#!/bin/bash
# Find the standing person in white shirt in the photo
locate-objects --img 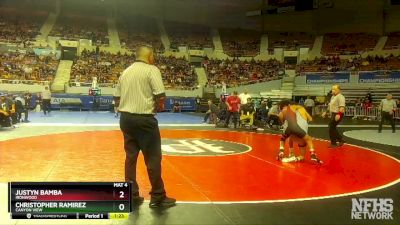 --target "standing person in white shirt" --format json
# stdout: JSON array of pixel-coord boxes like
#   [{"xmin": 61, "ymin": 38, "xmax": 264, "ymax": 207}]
[
  {"xmin": 379, "ymin": 93, "xmax": 397, "ymax": 133},
  {"xmin": 221, "ymin": 81, "xmax": 227, "ymax": 95},
  {"xmin": 41, "ymin": 86, "xmax": 52, "ymax": 116},
  {"xmin": 239, "ymin": 89, "xmax": 251, "ymax": 105},
  {"xmin": 304, "ymin": 96, "xmax": 315, "ymax": 116}
]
